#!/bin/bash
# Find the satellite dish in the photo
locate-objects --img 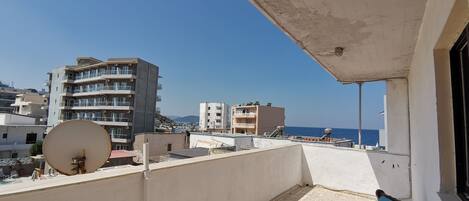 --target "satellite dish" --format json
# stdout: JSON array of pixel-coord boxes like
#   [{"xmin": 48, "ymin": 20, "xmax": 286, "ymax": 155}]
[{"xmin": 43, "ymin": 120, "xmax": 111, "ymax": 175}]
